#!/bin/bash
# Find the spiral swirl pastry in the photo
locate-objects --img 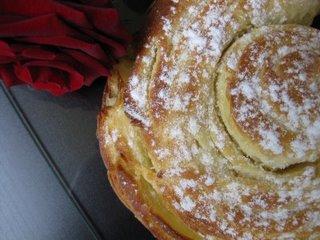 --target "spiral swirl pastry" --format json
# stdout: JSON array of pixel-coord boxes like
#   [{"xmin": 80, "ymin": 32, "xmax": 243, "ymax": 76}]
[{"xmin": 98, "ymin": 1, "xmax": 320, "ymax": 239}]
